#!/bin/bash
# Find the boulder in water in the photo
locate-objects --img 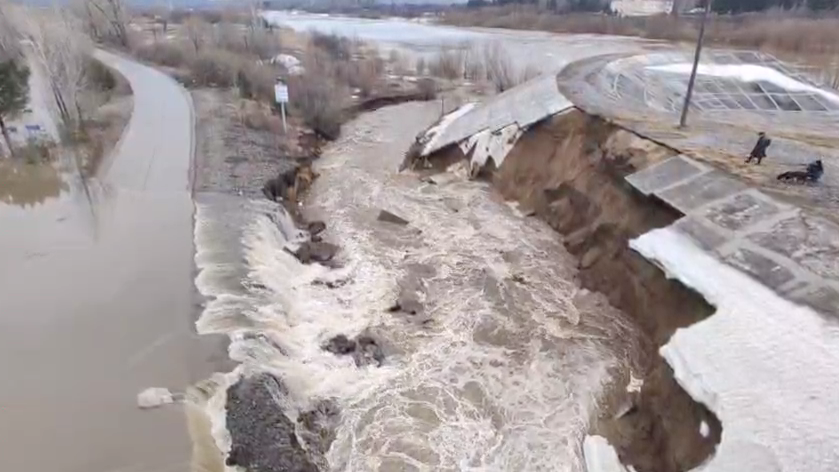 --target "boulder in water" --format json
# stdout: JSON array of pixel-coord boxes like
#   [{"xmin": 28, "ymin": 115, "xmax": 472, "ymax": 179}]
[
  {"xmin": 353, "ymin": 335, "xmax": 385, "ymax": 367},
  {"xmin": 377, "ymin": 209, "xmax": 410, "ymax": 226},
  {"xmin": 324, "ymin": 334, "xmax": 356, "ymax": 355},
  {"xmin": 308, "ymin": 221, "xmax": 327, "ymax": 236},
  {"xmin": 293, "ymin": 241, "xmax": 339, "ymax": 264},
  {"xmin": 323, "ymin": 334, "xmax": 385, "ymax": 367}
]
